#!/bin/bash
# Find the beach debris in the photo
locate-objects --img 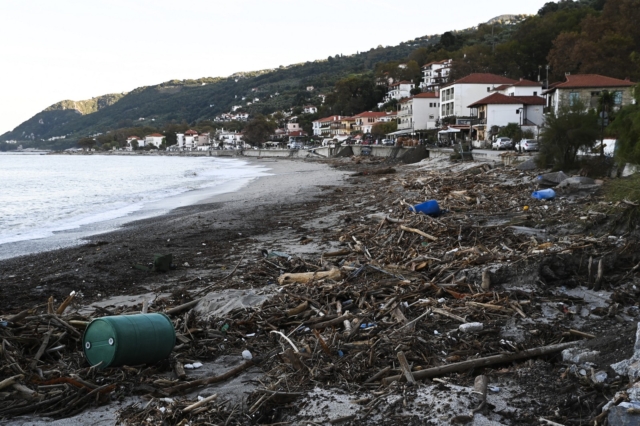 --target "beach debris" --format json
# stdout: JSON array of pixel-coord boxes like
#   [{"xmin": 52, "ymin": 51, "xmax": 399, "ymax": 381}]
[
  {"xmin": 2, "ymin": 156, "xmax": 639, "ymax": 425},
  {"xmin": 153, "ymin": 253, "xmax": 173, "ymax": 272}
]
